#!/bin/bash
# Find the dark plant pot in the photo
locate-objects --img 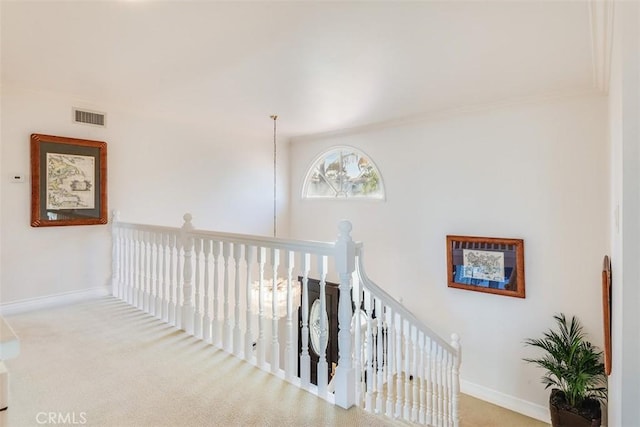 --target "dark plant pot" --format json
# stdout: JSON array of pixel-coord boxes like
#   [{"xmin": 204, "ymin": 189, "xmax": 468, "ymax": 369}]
[{"xmin": 549, "ymin": 389, "xmax": 602, "ymax": 427}]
